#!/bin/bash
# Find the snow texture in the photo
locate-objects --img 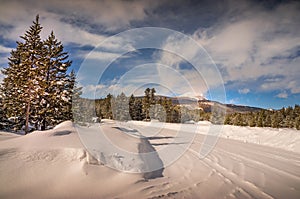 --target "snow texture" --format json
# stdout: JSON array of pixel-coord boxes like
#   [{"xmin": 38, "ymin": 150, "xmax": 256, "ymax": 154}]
[{"xmin": 0, "ymin": 120, "xmax": 299, "ymax": 198}]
